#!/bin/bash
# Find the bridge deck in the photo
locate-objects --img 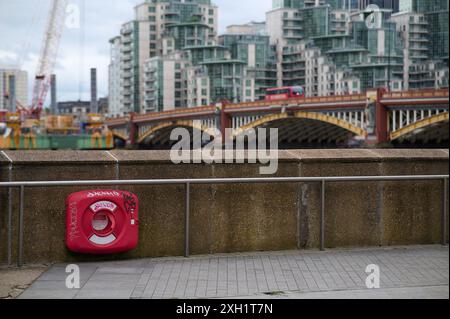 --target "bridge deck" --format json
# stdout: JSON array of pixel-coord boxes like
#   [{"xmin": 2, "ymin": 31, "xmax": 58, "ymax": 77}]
[{"xmin": 106, "ymin": 89, "xmax": 449, "ymax": 146}]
